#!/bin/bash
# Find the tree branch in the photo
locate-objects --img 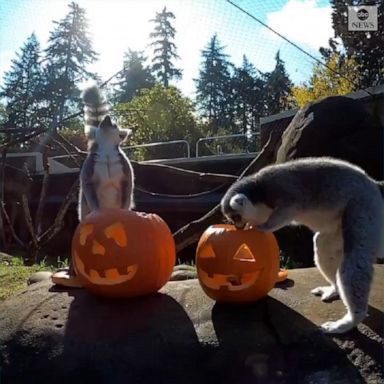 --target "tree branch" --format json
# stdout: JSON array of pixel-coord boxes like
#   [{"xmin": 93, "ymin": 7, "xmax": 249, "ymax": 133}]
[
  {"xmin": 172, "ymin": 129, "xmax": 282, "ymax": 253},
  {"xmin": 38, "ymin": 179, "xmax": 79, "ymax": 246},
  {"xmin": 0, "ymin": 203, "xmax": 25, "ymax": 249},
  {"xmin": 22, "ymin": 194, "xmax": 38, "ymax": 250}
]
